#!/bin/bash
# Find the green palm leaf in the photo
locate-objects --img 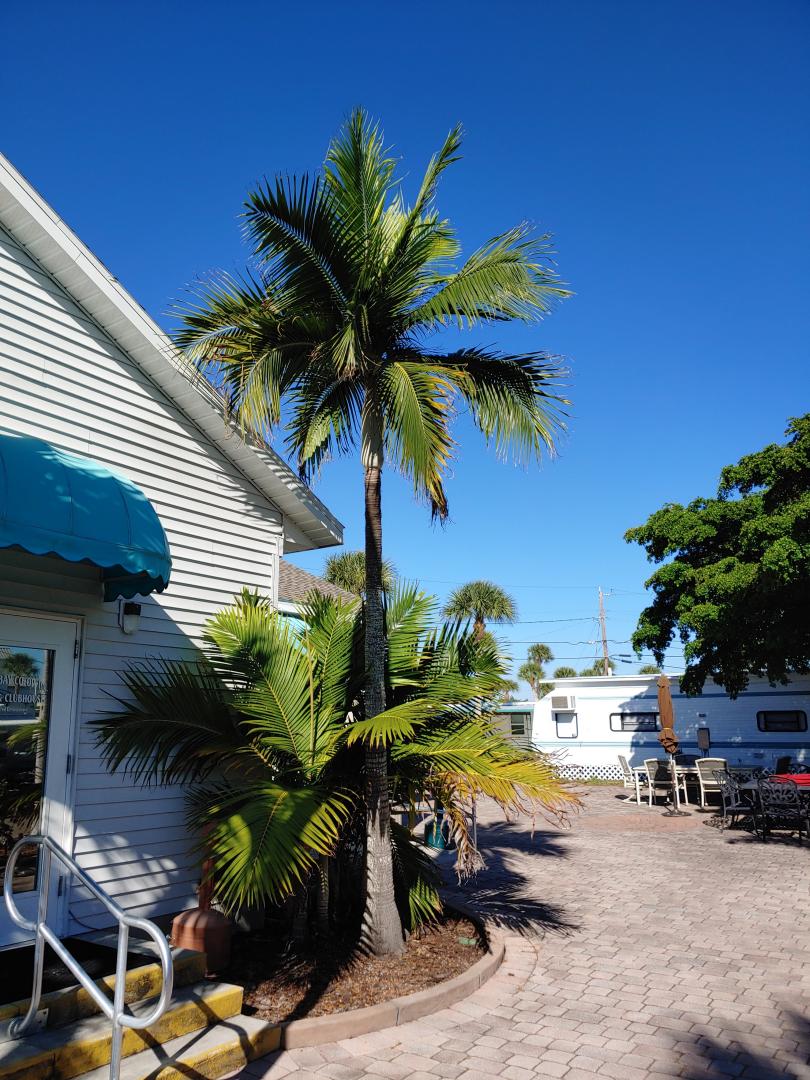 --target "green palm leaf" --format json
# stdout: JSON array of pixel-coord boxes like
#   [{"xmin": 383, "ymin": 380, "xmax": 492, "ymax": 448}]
[
  {"xmin": 191, "ymin": 782, "xmax": 351, "ymax": 910},
  {"xmin": 91, "ymin": 659, "xmax": 242, "ymax": 787}
]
